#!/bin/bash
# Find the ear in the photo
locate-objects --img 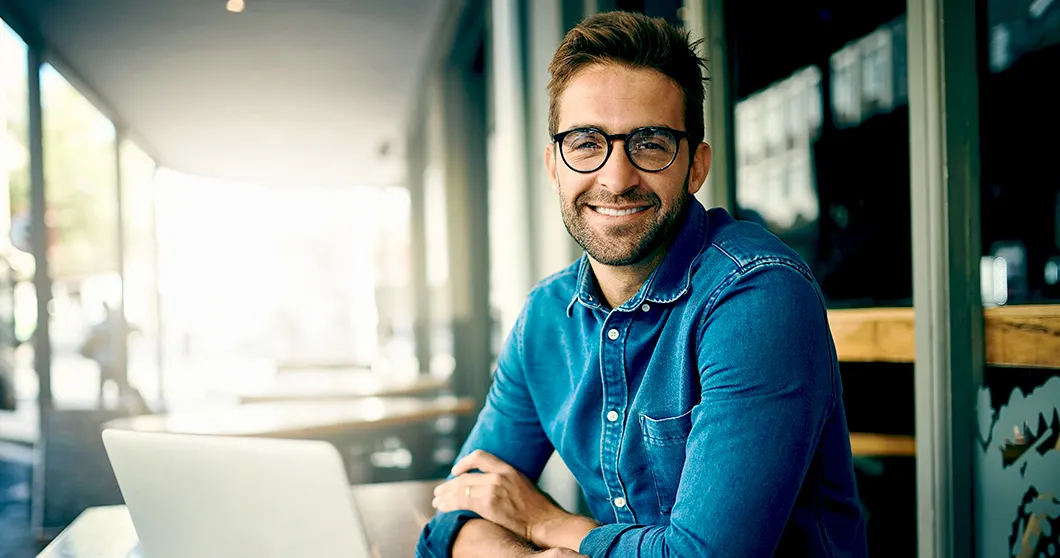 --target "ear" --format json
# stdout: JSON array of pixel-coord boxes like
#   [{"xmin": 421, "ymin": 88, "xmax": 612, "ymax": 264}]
[
  {"xmin": 545, "ymin": 143, "xmax": 560, "ymax": 193},
  {"xmin": 686, "ymin": 141, "xmax": 712, "ymax": 196}
]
